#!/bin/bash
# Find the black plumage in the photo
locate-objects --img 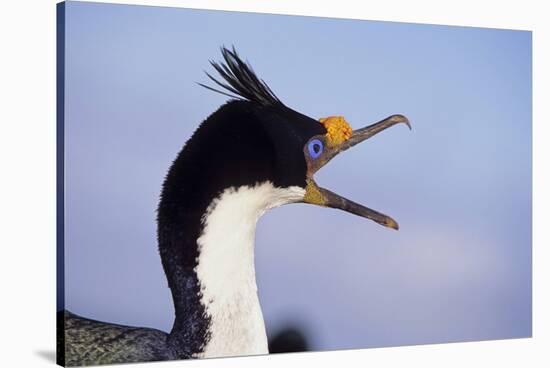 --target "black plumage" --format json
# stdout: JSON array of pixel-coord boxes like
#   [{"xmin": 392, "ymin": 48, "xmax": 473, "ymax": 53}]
[
  {"xmin": 198, "ymin": 46, "xmax": 283, "ymax": 106},
  {"xmin": 61, "ymin": 47, "xmax": 325, "ymax": 366}
]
